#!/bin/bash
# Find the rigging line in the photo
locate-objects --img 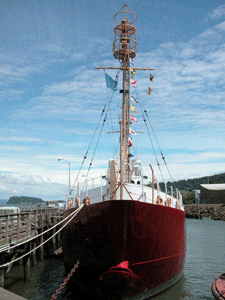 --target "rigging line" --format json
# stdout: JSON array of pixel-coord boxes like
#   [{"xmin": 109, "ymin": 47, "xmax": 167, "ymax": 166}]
[
  {"xmin": 108, "ymin": 108, "xmax": 117, "ymax": 159},
  {"xmin": 81, "ymin": 70, "xmax": 120, "ymax": 193},
  {"xmin": 133, "ymin": 86, "xmax": 165, "ymax": 183},
  {"xmin": 144, "ymin": 109, "xmax": 174, "ymax": 184},
  {"xmin": 71, "ymin": 104, "xmax": 106, "ymax": 191},
  {"xmin": 84, "ymin": 96, "xmax": 112, "ymax": 183}
]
